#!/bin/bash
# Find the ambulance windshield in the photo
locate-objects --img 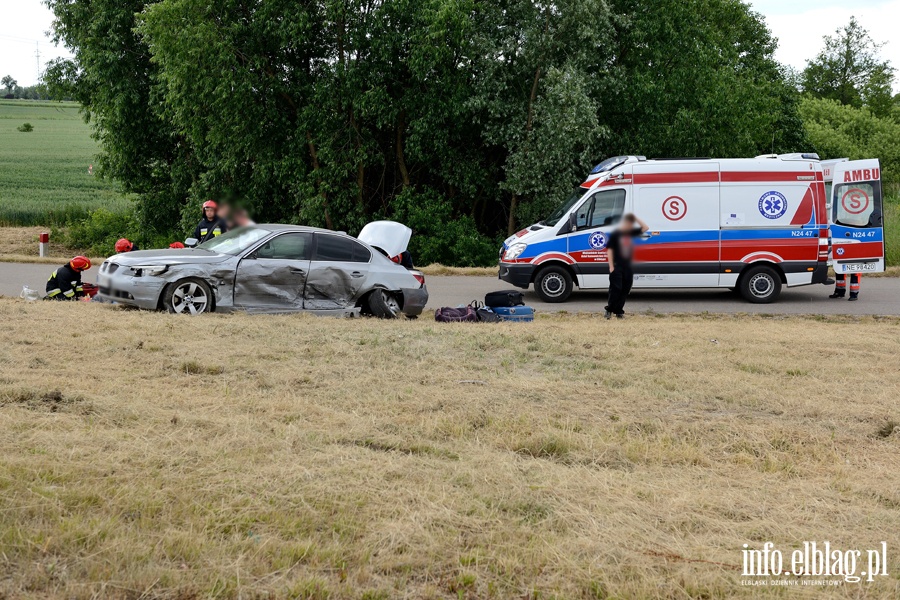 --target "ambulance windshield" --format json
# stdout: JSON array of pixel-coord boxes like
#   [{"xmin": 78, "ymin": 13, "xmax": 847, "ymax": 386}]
[{"xmin": 540, "ymin": 189, "xmax": 585, "ymax": 227}]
